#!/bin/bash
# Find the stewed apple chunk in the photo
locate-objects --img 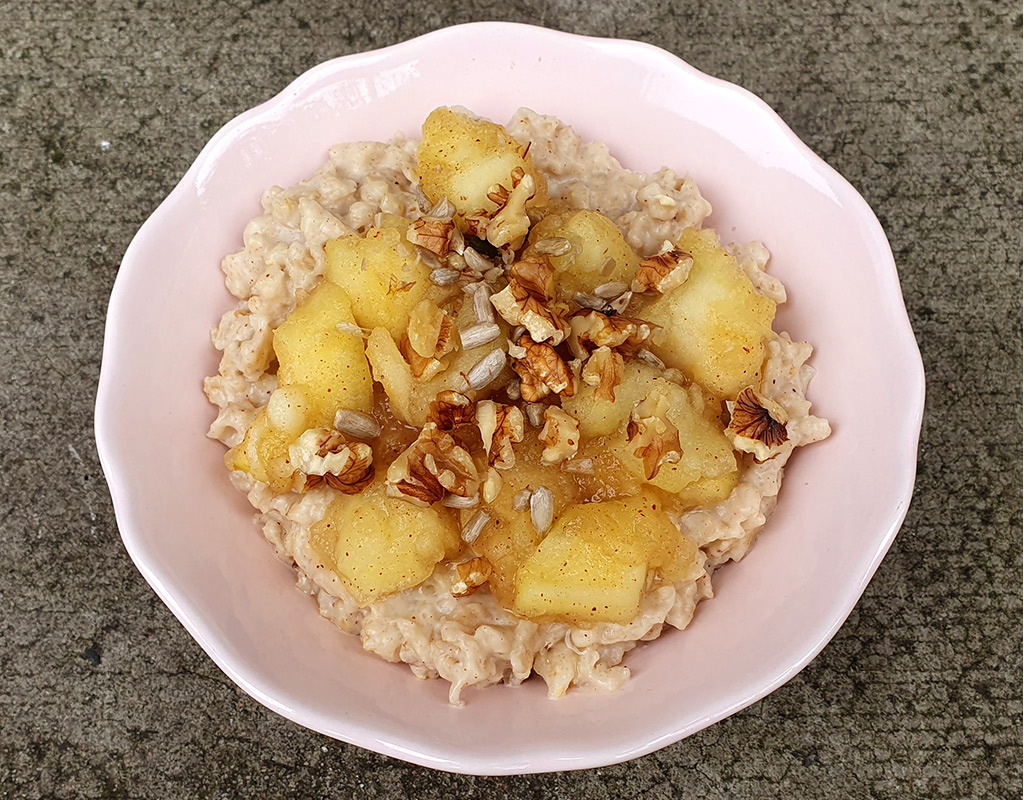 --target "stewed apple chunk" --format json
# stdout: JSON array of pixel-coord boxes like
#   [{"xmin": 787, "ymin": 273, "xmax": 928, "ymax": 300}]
[
  {"xmin": 525, "ymin": 209, "xmax": 640, "ymax": 297},
  {"xmin": 309, "ymin": 480, "xmax": 462, "ymax": 606},
  {"xmin": 324, "ymin": 223, "xmax": 432, "ymax": 340},
  {"xmin": 640, "ymin": 227, "xmax": 776, "ymax": 400},
  {"xmin": 416, "ymin": 107, "xmax": 548, "ymax": 222},
  {"xmin": 272, "ymin": 280, "xmax": 374, "ymax": 425},
  {"xmin": 511, "ymin": 496, "xmax": 703, "ymax": 625}
]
